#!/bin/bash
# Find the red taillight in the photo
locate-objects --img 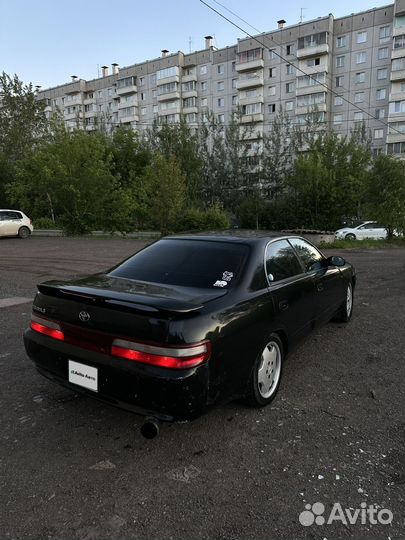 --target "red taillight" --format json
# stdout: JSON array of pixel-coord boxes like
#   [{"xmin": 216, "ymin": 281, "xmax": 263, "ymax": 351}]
[
  {"xmin": 31, "ymin": 315, "xmax": 64, "ymax": 341},
  {"xmin": 111, "ymin": 339, "xmax": 211, "ymax": 369}
]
